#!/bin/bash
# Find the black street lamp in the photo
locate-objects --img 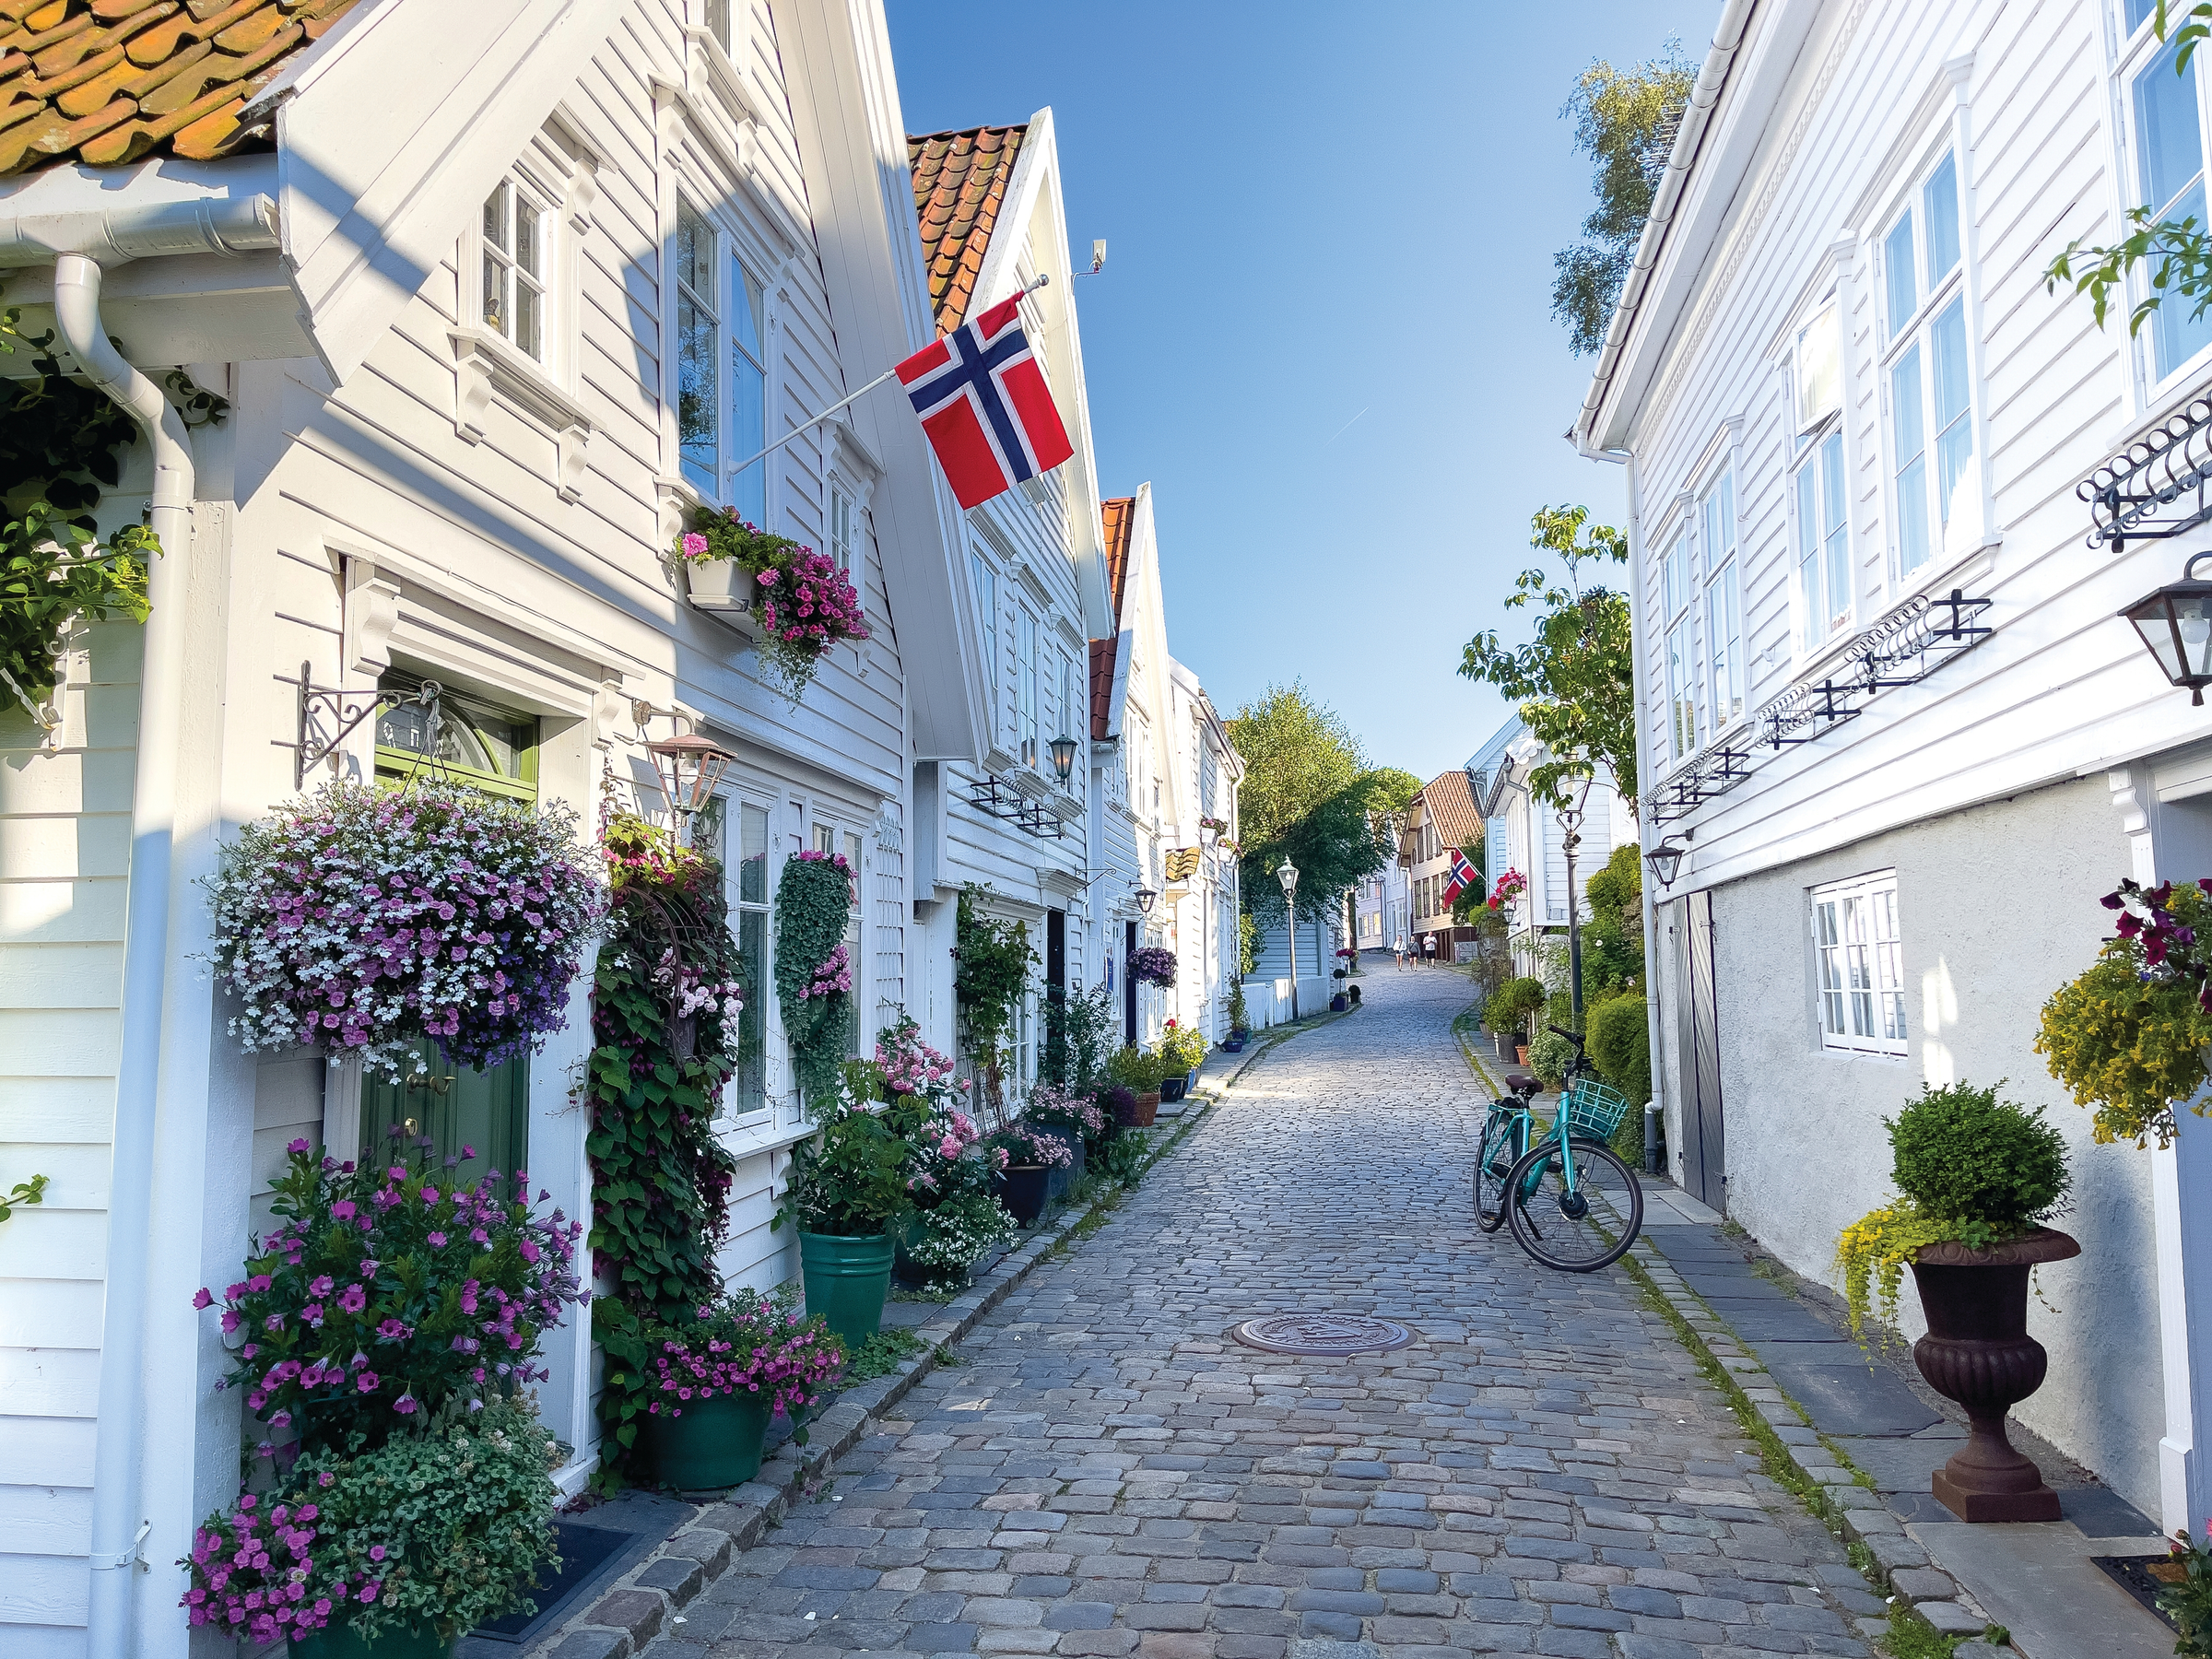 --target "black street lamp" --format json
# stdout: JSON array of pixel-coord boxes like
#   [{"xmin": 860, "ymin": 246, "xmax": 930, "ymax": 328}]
[
  {"xmin": 1644, "ymin": 836, "xmax": 1690, "ymax": 888},
  {"xmin": 1134, "ymin": 886, "xmax": 1158, "ymax": 915},
  {"xmin": 2123, "ymin": 551, "xmax": 2212, "ymax": 704},
  {"xmin": 1048, "ymin": 733, "xmax": 1078, "ymax": 784}
]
